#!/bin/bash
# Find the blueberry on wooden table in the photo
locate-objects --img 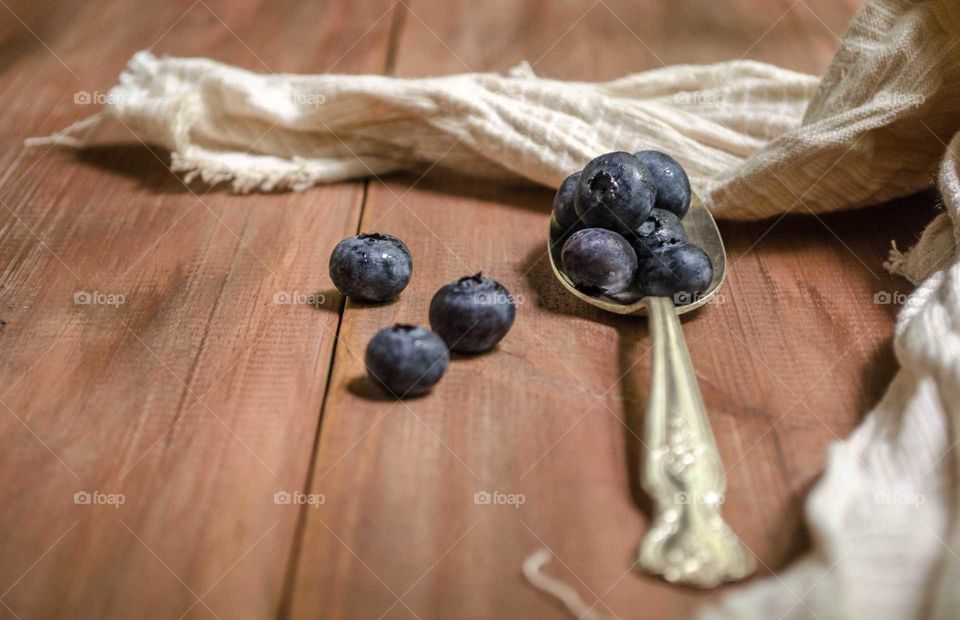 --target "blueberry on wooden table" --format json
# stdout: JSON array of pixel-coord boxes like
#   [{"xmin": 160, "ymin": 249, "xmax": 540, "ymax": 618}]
[
  {"xmin": 552, "ymin": 171, "xmax": 583, "ymax": 236},
  {"xmin": 429, "ymin": 273, "xmax": 516, "ymax": 354},
  {"xmin": 574, "ymin": 151, "xmax": 657, "ymax": 233},
  {"xmin": 365, "ymin": 324, "xmax": 449, "ymax": 398},
  {"xmin": 329, "ymin": 233, "xmax": 412, "ymax": 302},
  {"xmin": 560, "ymin": 228, "xmax": 638, "ymax": 295},
  {"xmin": 637, "ymin": 242, "xmax": 713, "ymax": 301},
  {"xmin": 627, "ymin": 208, "xmax": 688, "ymax": 256},
  {"xmin": 633, "ymin": 150, "xmax": 692, "ymax": 219}
]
